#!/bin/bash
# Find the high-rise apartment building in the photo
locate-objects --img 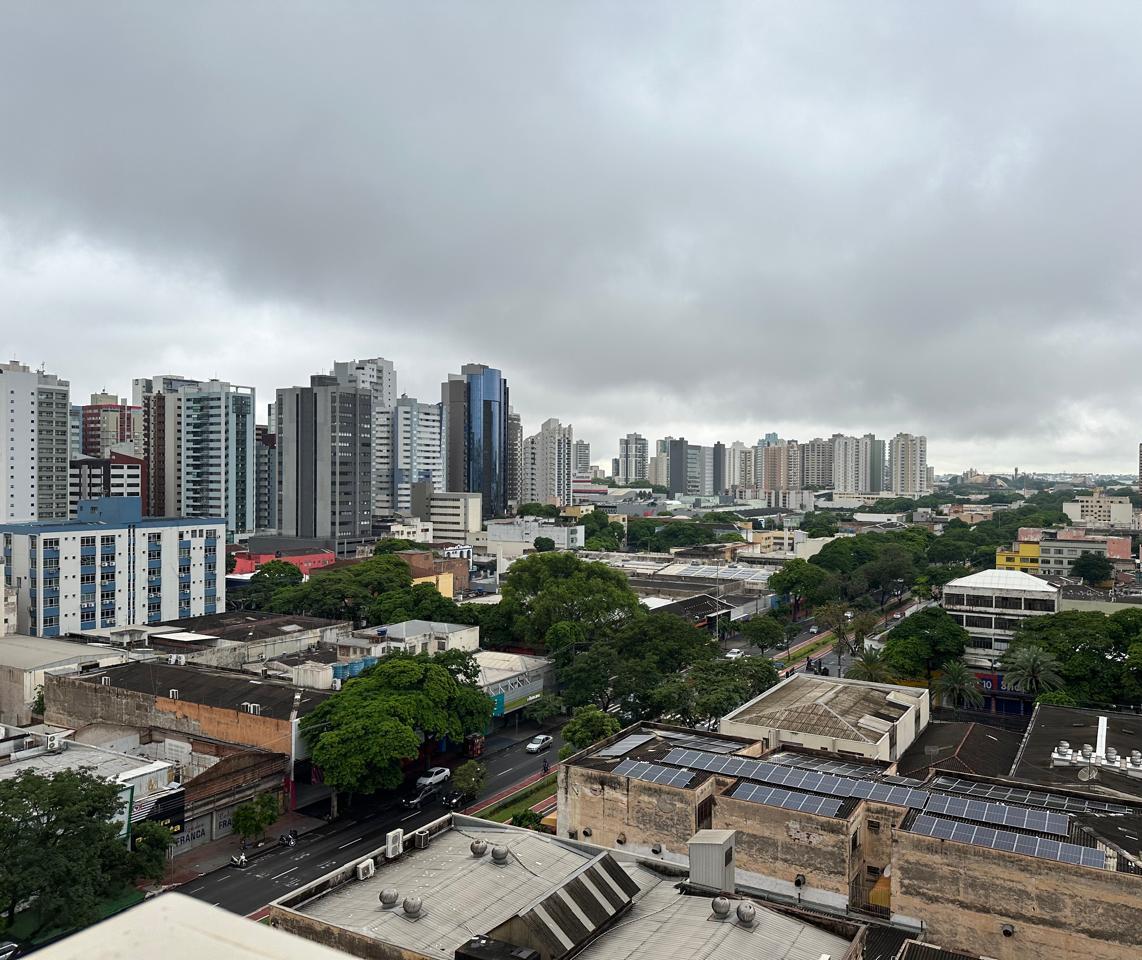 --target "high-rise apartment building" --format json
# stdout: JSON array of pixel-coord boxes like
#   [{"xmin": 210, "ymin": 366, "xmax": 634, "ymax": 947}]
[
  {"xmin": 712, "ymin": 442, "xmax": 726, "ymax": 496},
  {"xmin": 647, "ymin": 438, "xmax": 671, "ymax": 489},
  {"xmin": 0, "ymin": 360, "xmax": 70, "ymax": 523},
  {"xmin": 134, "ymin": 375, "xmax": 255, "ymax": 538},
  {"xmin": 727, "ymin": 441, "xmax": 752, "ymax": 488},
  {"xmin": 276, "ymin": 376, "xmax": 372, "ymax": 541},
  {"xmin": 68, "ymin": 453, "xmax": 145, "ymax": 516},
  {"xmin": 68, "ymin": 405, "xmax": 82, "ymax": 461},
  {"xmin": 0, "ymin": 497, "xmax": 225, "ymax": 636},
  {"xmin": 81, "ymin": 392, "xmax": 143, "ymax": 459},
  {"xmin": 380, "ymin": 396, "xmax": 443, "ymax": 516},
  {"xmin": 331, "ymin": 357, "xmax": 396, "ymax": 521},
  {"xmin": 889, "ymin": 433, "xmax": 929, "ymax": 496},
  {"xmin": 831, "ymin": 434, "xmax": 860, "ymax": 494},
  {"xmin": 522, "ymin": 418, "xmax": 573, "ymax": 507},
  {"xmin": 863, "ymin": 433, "xmax": 886, "ymax": 494},
  {"xmin": 615, "ymin": 433, "xmax": 648, "ymax": 485},
  {"xmin": 254, "ymin": 424, "xmax": 278, "ymax": 532},
  {"xmin": 441, "ymin": 364, "xmax": 509, "ymax": 520},
  {"xmin": 573, "ymin": 439, "xmax": 592, "ymax": 477},
  {"xmin": 801, "ymin": 438, "xmax": 834, "ymax": 489},
  {"xmin": 506, "ymin": 409, "xmax": 523, "ymax": 508}
]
